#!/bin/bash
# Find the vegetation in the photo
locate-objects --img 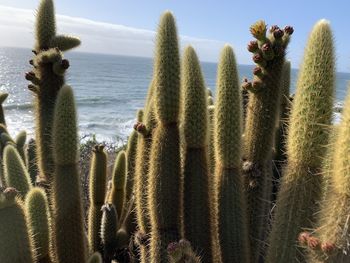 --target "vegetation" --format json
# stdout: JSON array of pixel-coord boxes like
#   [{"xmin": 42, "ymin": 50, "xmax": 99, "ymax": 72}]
[{"xmin": 0, "ymin": 1, "xmax": 349, "ymax": 263}]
